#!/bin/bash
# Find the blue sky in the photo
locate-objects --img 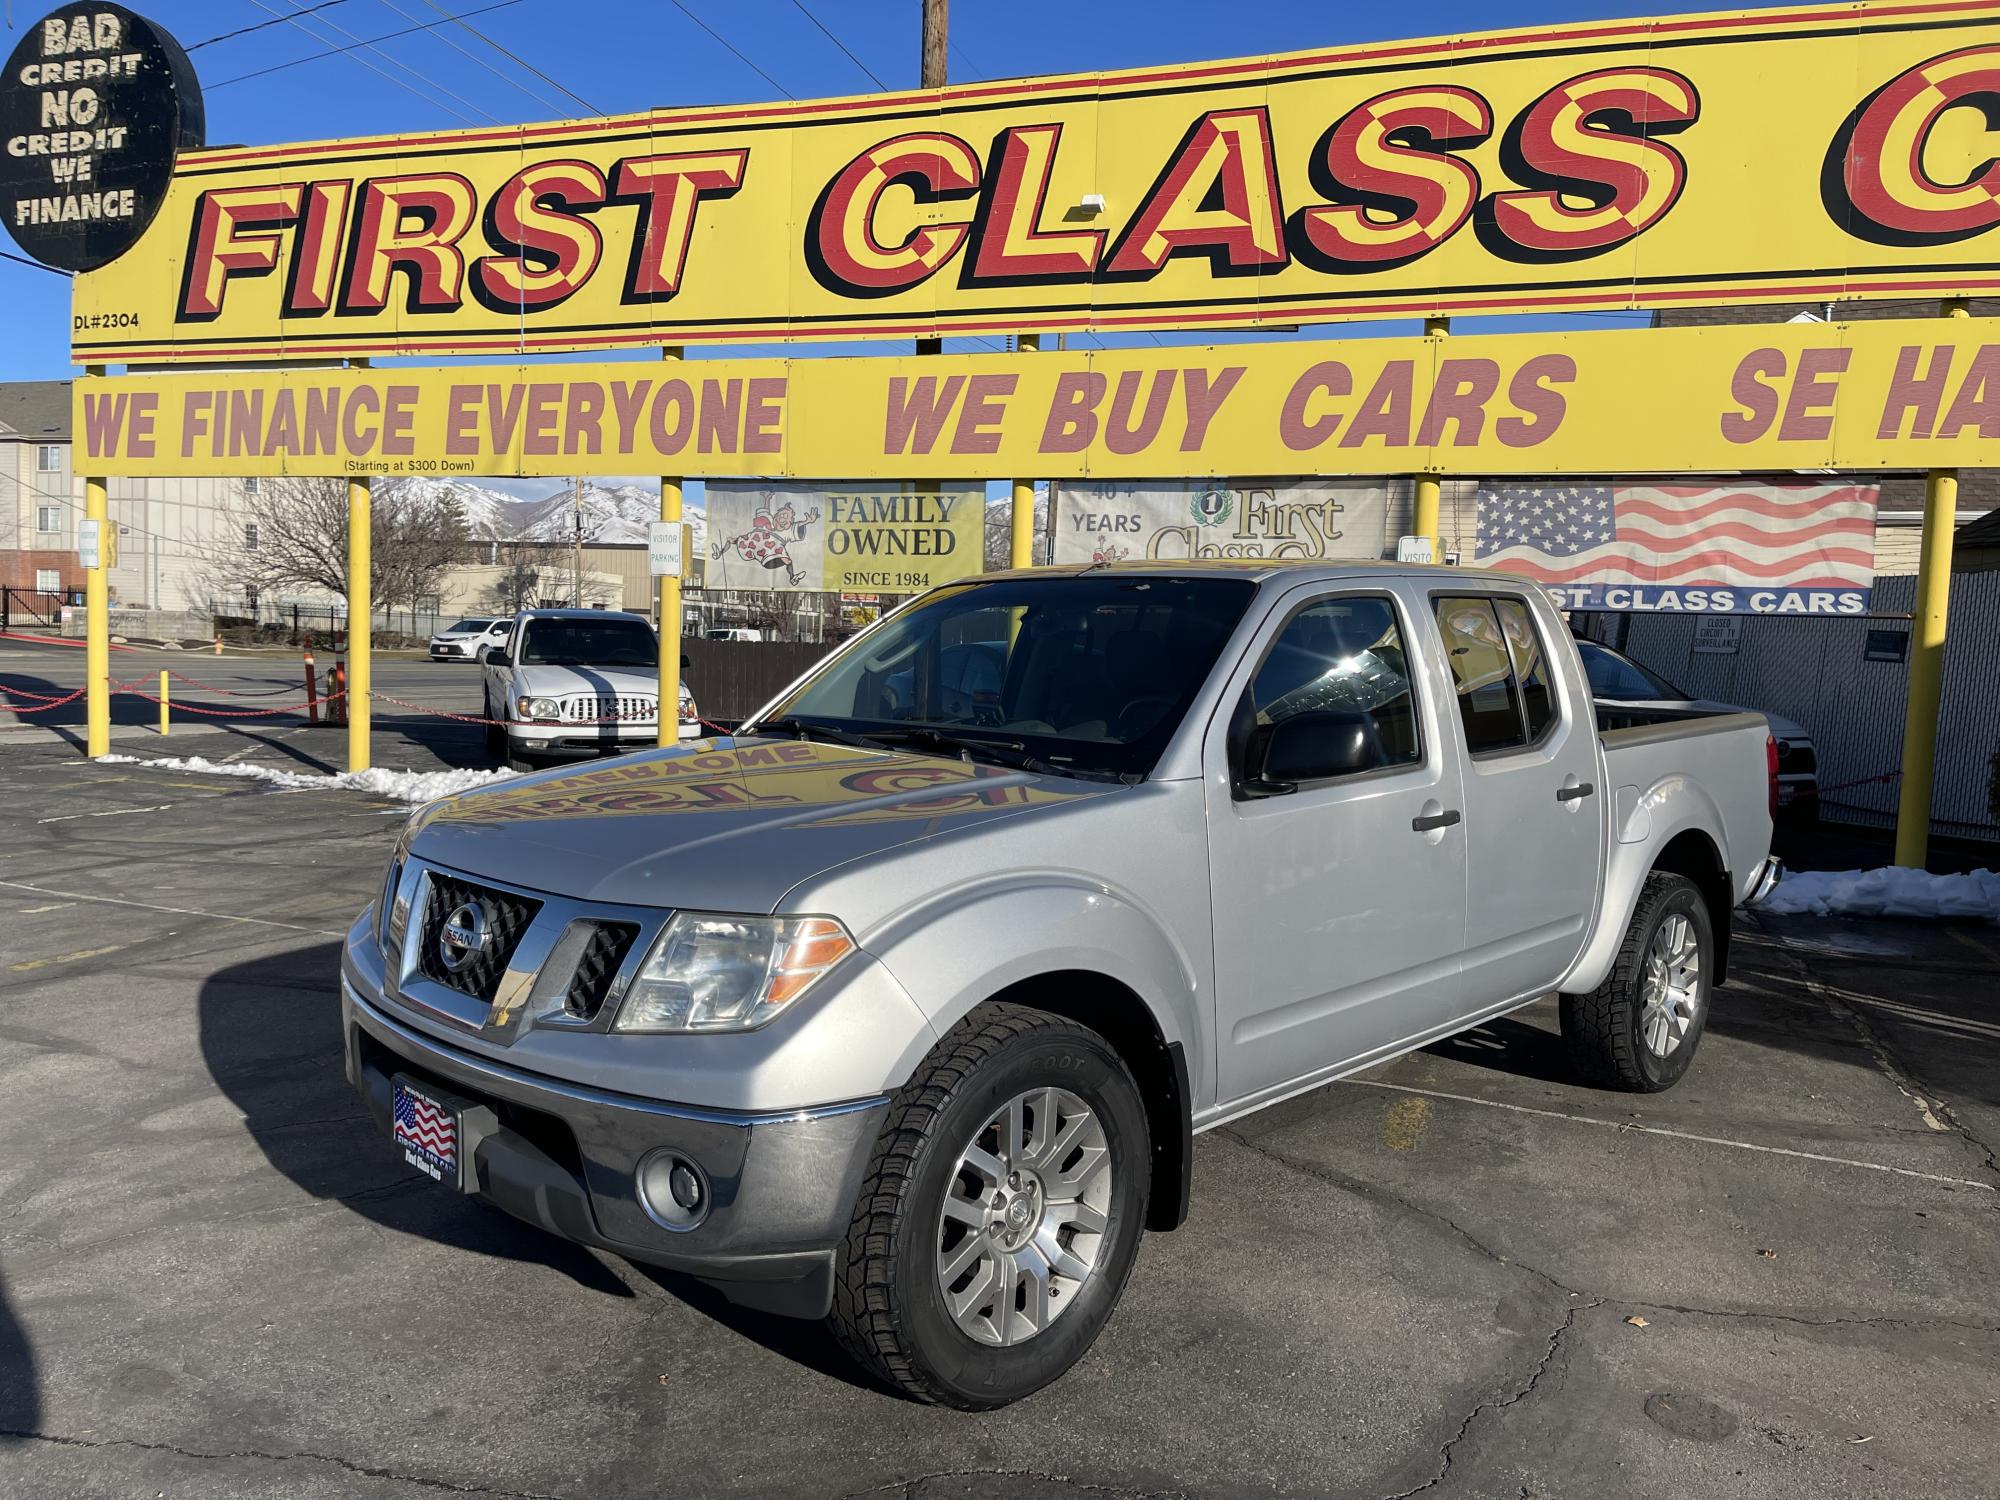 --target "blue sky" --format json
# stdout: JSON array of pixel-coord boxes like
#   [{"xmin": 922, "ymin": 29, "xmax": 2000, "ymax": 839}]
[{"xmin": 3, "ymin": 0, "xmax": 1791, "ymax": 498}]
